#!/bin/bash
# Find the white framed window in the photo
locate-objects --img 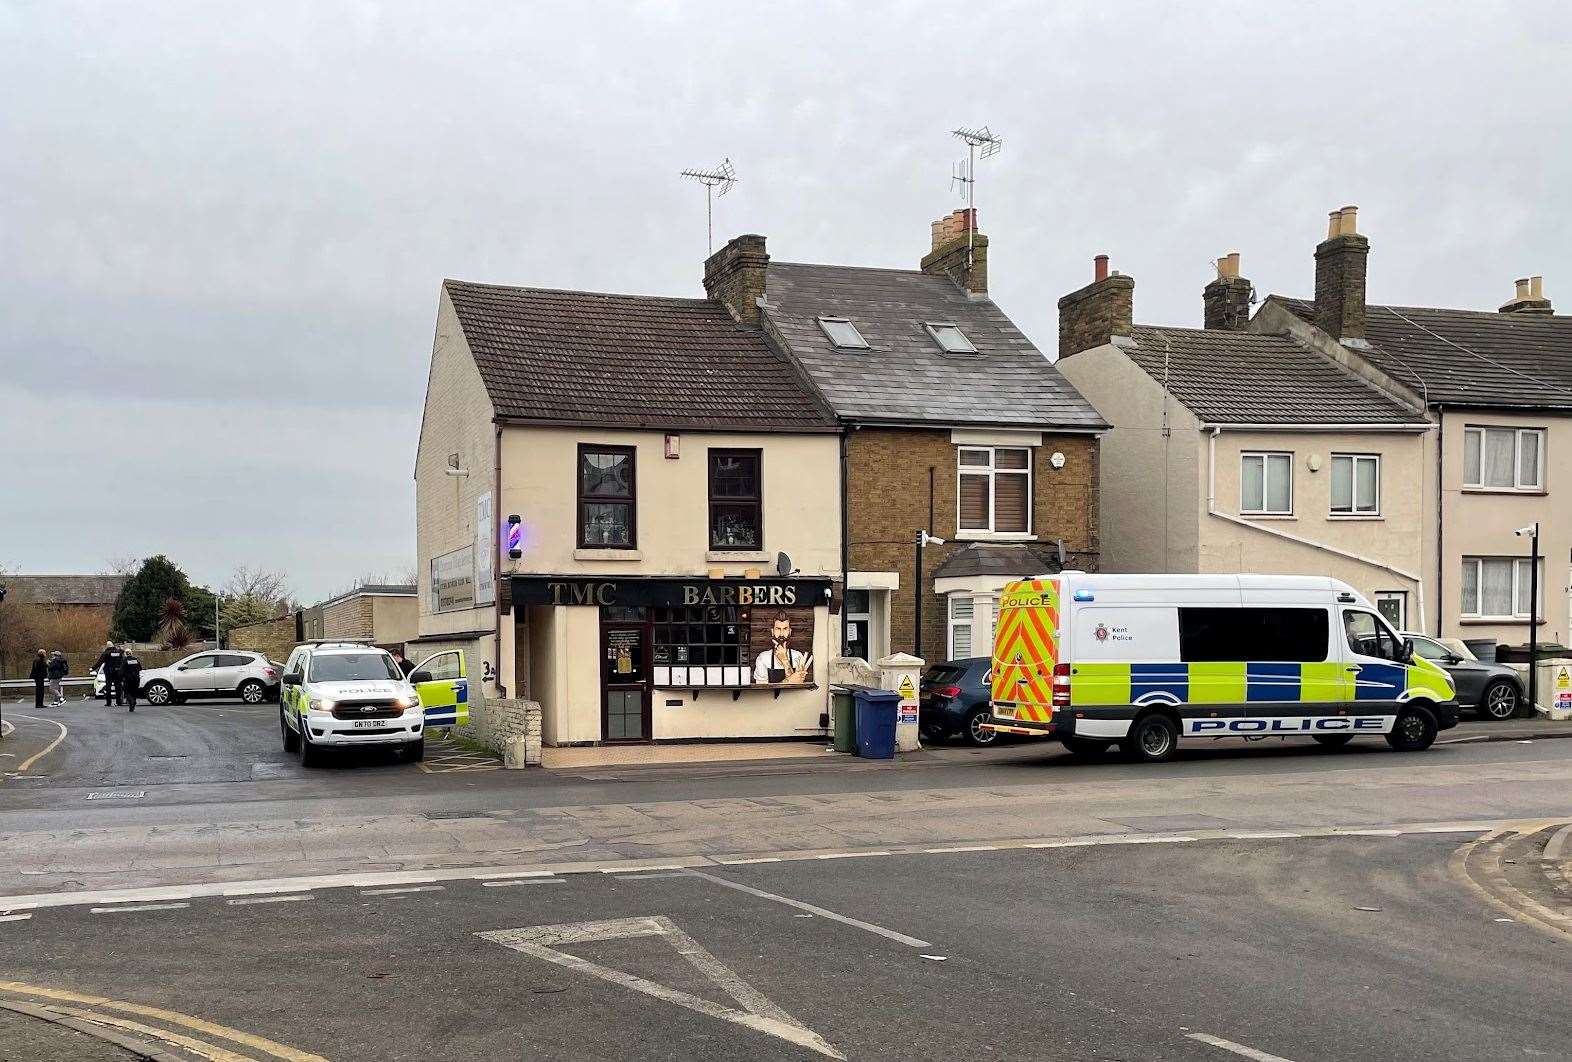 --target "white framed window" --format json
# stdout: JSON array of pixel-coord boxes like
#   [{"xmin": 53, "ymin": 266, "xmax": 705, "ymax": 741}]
[
  {"xmin": 1464, "ymin": 426, "xmax": 1544, "ymax": 491},
  {"xmin": 1461, "ymin": 556, "xmax": 1541, "ymax": 619},
  {"xmin": 924, "ymin": 322, "xmax": 977, "ymax": 354},
  {"xmin": 957, "ymin": 447, "xmax": 1032, "ymax": 534},
  {"xmin": 1330, "ymin": 454, "xmax": 1381, "ymax": 515},
  {"xmin": 948, "ymin": 595, "xmax": 975, "ymax": 659},
  {"xmin": 1240, "ymin": 452, "xmax": 1293, "ymax": 515},
  {"xmin": 817, "ymin": 316, "xmax": 868, "ymax": 350}
]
